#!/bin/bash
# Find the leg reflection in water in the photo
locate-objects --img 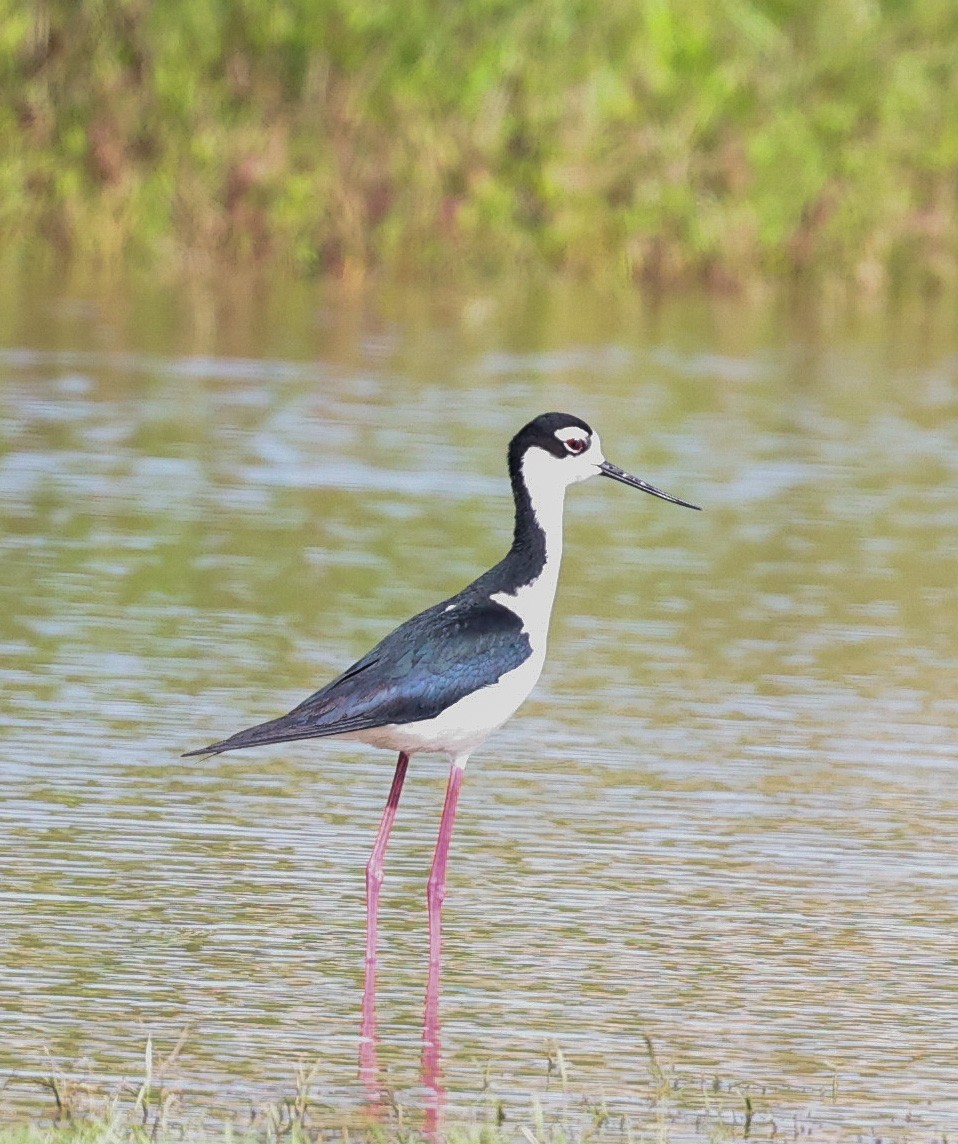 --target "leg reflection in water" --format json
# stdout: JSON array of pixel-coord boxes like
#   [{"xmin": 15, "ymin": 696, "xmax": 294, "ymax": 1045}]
[
  {"xmin": 421, "ymin": 952, "xmax": 446, "ymax": 1138},
  {"xmin": 359, "ymin": 762, "xmax": 463, "ymax": 1135},
  {"xmin": 358, "ymin": 953, "xmax": 447, "ymax": 1136},
  {"xmin": 358, "ymin": 953, "xmax": 384, "ymax": 1113}
]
